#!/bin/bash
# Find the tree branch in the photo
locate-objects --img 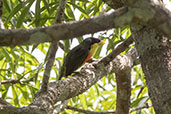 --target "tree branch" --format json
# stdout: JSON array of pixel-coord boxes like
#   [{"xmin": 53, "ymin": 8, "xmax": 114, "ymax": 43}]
[
  {"xmin": 67, "ymin": 105, "xmax": 115, "ymax": 114},
  {"xmin": 0, "ymin": 0, "xmax": 171, "ymax": 46},
  {"xmin": 54, "ymin": 0, "xmax": 66, "ymax": 24},
  {"xmin": 0, "ymin": 75, "xmax": 34, "ymax": 85},
  {"xmin": 40, "ymin": 0, "xmax": 66, "ymax": 92},
  {"xmin": 66, "ymin": 103, "xmax": 151, "ymax": 114},
  {"xmin": 58, "ymin": 41, "xmax": 65, "ymax": 51},
  {"xmin": 40, "ymin": 42, "xmax": 58, "ymax": 91},
  {"xmin": 115, "ymin": 51, "xmax": 134, "ymax": 114},
  {"xmin": 0, "ymin": 7, "xmax": 127, "ymax": 46}
]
